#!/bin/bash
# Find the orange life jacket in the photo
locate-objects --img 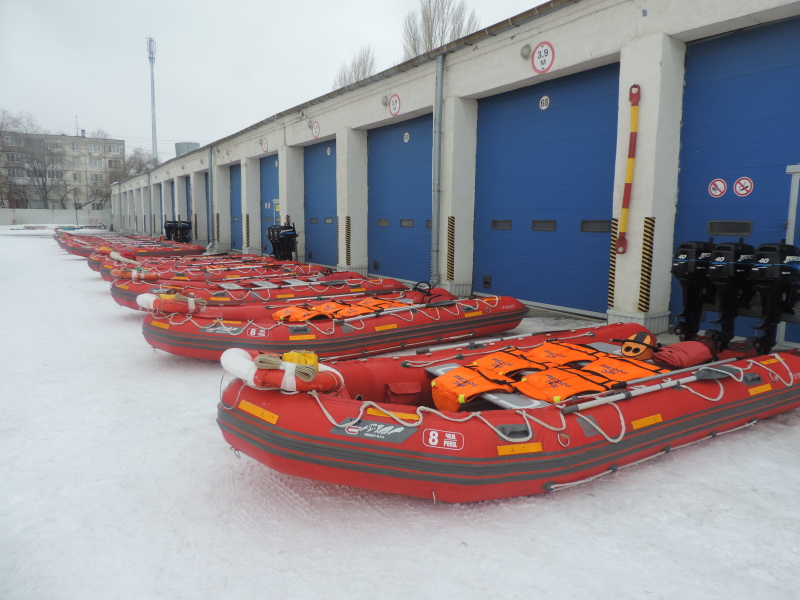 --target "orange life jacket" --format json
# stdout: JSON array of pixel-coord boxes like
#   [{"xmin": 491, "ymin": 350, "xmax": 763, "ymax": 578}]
[
  {"xmin": 470, "ymin": 349, "xmax": 549, "ymax": 376},
  {"xmin": 513, "ymin": 367, "xmax": 614, "ymax": 403},
  {"xmin": 272, "ymin": 297, "xmax": 410, "ymax": 322},
  {"xmin": 520, "ymin": 341, "xmax": 604, "ymax": 367},
  {"xmin": 431, "ymin": 366, "xmax": 515, "ymax": 413},
  {"xmin": 580, "ymin": 355, "xmax": 668, "ymax": 381}
]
